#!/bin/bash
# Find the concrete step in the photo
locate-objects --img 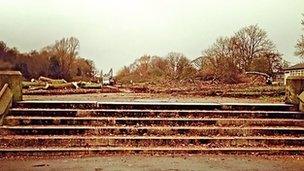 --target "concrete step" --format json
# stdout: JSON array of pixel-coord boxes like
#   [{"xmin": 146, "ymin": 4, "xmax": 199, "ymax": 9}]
[
  {"xmin": 4, "ymin": 116, "xmax": 304, "ymax": 127},
  {"xmin": 1, "ymin": 125, "xmax": 303, "ymax": 136},
  {"xmin": 2, "ymin": 135, "xmax": 302, "ymax": 140},
  {"xmin": 9, "ymin": 108, "xmax": 304, "ymax": 119},
  {"xmin": 0, "ymin": 147, "xmax": 303, "ymax": 156},
  {"xmin": 14, "ymin": 101, "xmax": 295, "ymax": 111},
  {"xmin": 14, "ymin": 101, "xmax": 98, "ymax": 109},
  {"xmin": 4, "ymin": 101, "xmax": 302, "ymax": 156},
  {"xmin": 98, "ymin": 102, "xmax": 295, "ymax": 111},
  {"xmin": 1, "ymin": 136, "xmax": 303, "ymax": 148}
]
